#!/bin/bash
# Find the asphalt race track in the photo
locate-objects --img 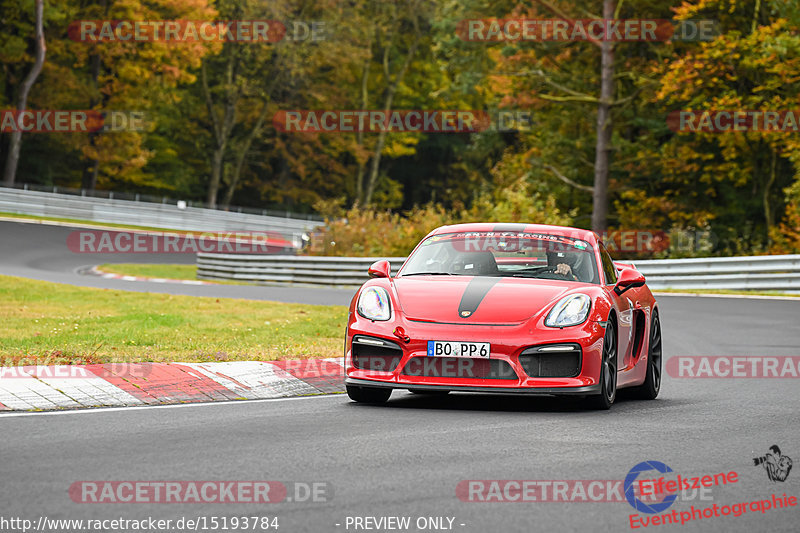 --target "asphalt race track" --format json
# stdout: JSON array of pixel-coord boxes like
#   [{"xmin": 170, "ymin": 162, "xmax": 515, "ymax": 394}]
[
  {"xmin": 0, "ymin": 220, "xmax": 356, "ymax": 305},
  {"xmin": 1, "ymin": 220, "xmax": 799, "ymax": 532}
]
